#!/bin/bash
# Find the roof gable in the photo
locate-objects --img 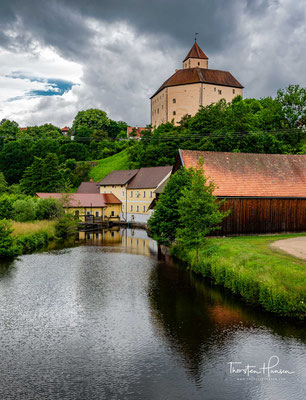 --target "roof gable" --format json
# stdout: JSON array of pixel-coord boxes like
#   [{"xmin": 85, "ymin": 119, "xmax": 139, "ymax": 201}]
[
  {"xmin": 179, "ymin": 150, "xmax": 306, "ymax": 198},
  {"xmin": 77, "ymin": 182, "xmax": 100, "ymax": 194},
  {"xmin": 183, "ymin": 42, "xmax": 208, "ymax": 62}
]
